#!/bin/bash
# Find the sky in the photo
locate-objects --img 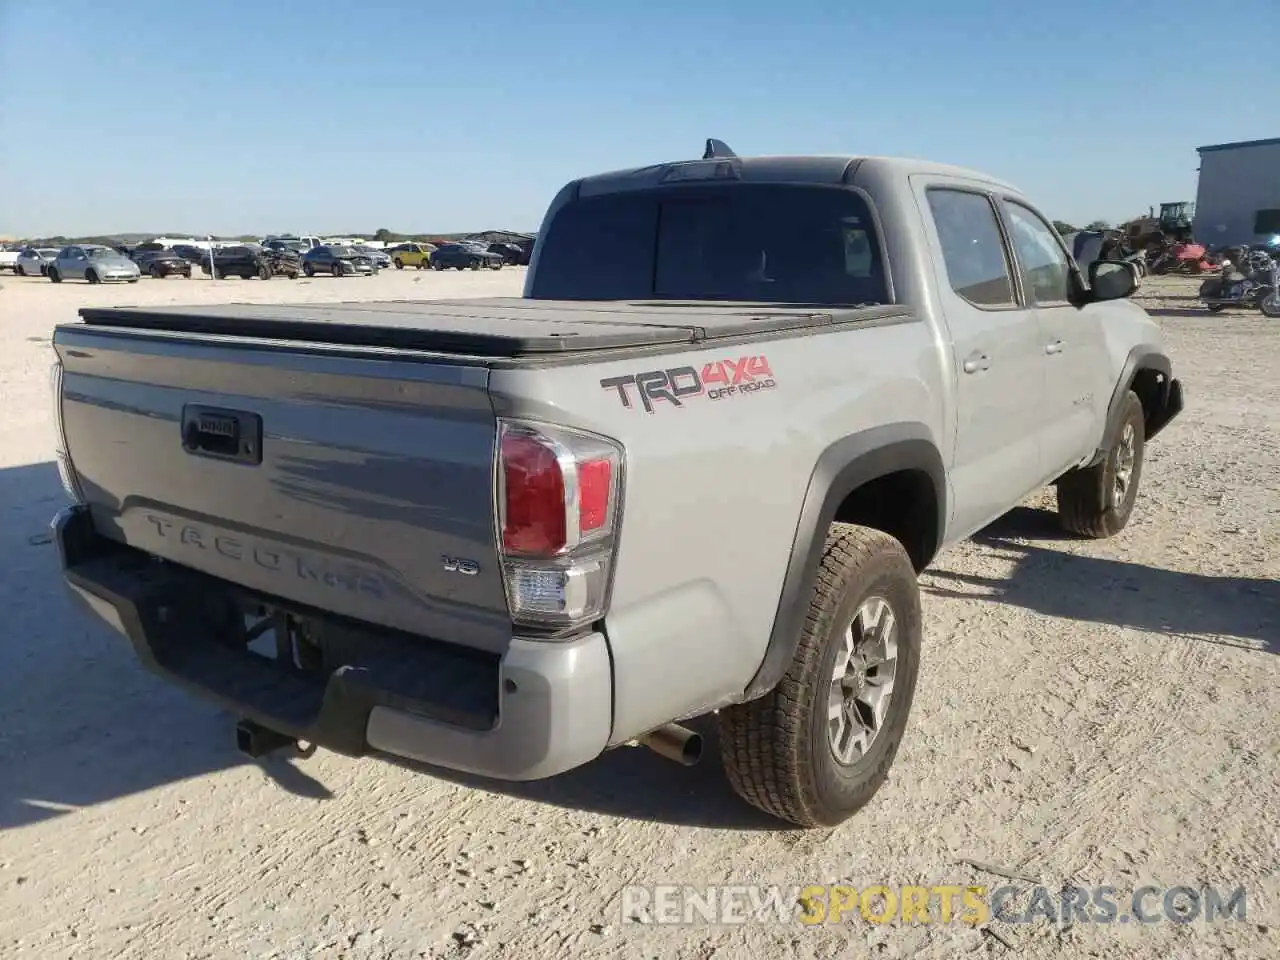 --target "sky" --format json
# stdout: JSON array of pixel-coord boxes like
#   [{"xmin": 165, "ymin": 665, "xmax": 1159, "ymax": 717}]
[{"xmin": 1, "ymin": 0, "xmax": 1276, "ymax": 237}]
